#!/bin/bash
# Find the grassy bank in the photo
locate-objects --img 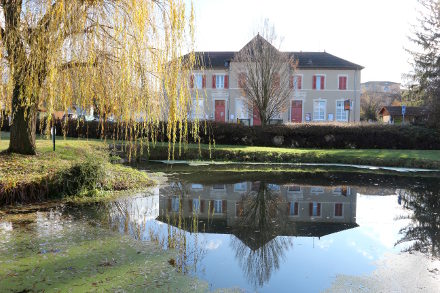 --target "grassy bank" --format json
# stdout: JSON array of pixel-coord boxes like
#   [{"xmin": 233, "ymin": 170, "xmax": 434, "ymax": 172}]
[
  {"xmin": 0, "ymin": 136, "xmax": 153, "ymax": 205},
  {"xmin": 145, "ymin": 143, "xmax": 440, "ymax": 170}
]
